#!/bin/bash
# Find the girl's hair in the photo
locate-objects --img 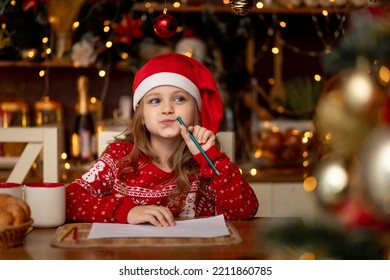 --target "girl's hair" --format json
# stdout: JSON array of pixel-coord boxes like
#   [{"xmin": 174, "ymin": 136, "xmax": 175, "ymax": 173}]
[{"xmin": 115, "ymin": 98, "xmax": 216, "ymax": 211}]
